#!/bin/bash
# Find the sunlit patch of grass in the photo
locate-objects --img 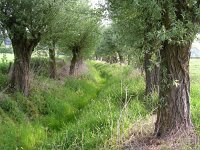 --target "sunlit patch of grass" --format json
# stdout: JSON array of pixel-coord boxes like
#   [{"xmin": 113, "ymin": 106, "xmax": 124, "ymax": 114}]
[{"xmin": 190, "ymin": 59, "xmax": 200, "ymax": 133}]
